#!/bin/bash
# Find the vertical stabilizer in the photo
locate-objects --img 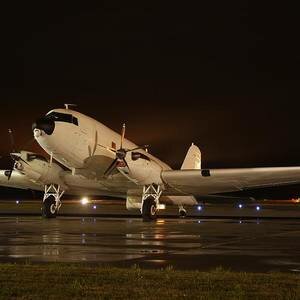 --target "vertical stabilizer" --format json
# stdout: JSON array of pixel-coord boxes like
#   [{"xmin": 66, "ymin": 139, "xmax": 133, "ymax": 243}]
[{"xmin": 181, "ymin": 143, "xmax": 201, "ymax": 170}]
